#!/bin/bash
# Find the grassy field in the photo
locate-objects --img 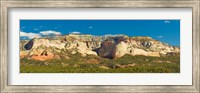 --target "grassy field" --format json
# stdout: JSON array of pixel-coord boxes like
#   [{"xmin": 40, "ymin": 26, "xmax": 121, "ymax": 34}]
[{"xmin": 20, "ymin": 54, "xmax": 180, "ymax": 73}]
